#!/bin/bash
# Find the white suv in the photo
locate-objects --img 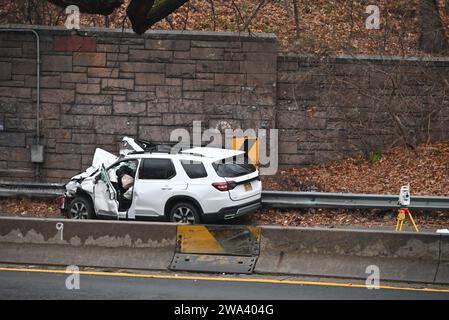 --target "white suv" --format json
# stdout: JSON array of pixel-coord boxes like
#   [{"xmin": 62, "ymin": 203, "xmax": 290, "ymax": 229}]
[{"xmin": 59, "ymin": 137, "xmax": 262, "ymax": 224}]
